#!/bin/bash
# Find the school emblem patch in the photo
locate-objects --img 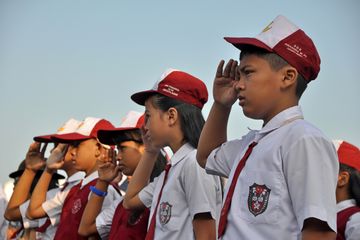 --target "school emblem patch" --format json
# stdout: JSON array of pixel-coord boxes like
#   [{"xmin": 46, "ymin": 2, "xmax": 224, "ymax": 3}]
[
  {"xmin": 248, "ymin": 183, "xmax": 271, "ymax": 216},
  {"xmin": 159, "ymin": 202, "xmax": 172, "ymax": 225},
  {"xmin": 72, "ymin": 198, "xmax": 82, "ymax": 214}
]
